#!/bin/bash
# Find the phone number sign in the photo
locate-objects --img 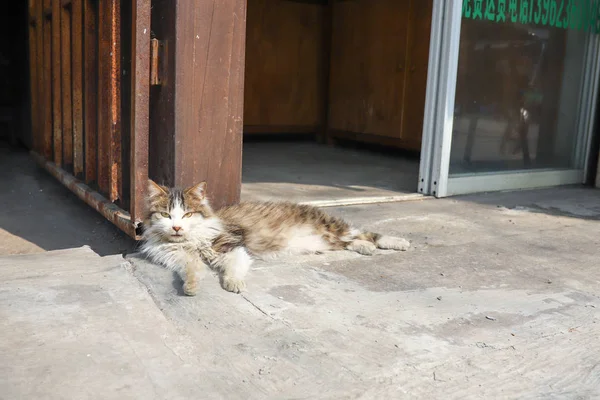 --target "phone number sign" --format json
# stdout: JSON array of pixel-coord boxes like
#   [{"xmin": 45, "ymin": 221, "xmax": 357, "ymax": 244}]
[{"xmin": 462, "ymin": 0, "xmax": 600, "ymax": 32}]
